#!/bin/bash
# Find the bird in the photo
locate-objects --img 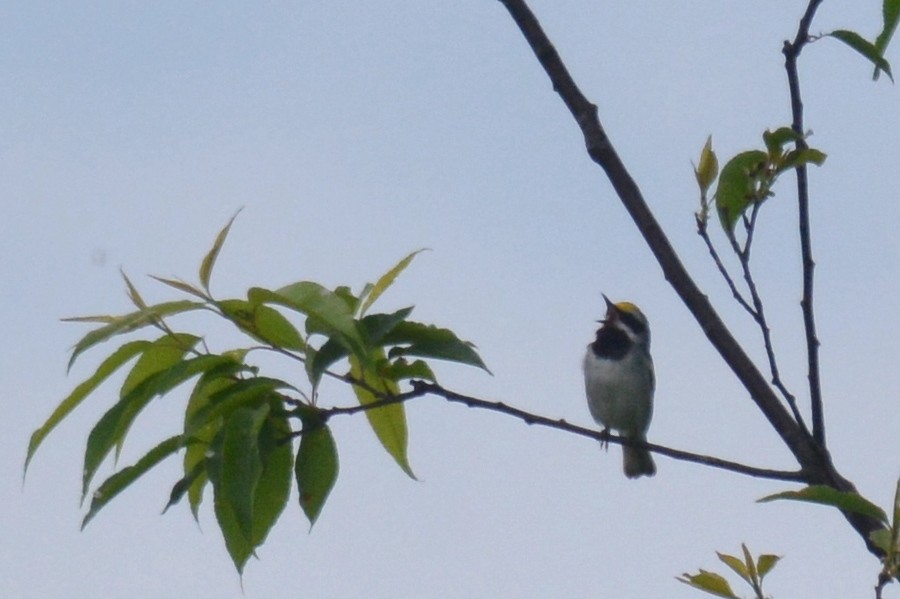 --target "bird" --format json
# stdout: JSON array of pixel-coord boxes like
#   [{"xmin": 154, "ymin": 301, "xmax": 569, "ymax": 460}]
[{"xmin": 583, "ymin": 295, "xmax": 656, "ymax": 478}]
